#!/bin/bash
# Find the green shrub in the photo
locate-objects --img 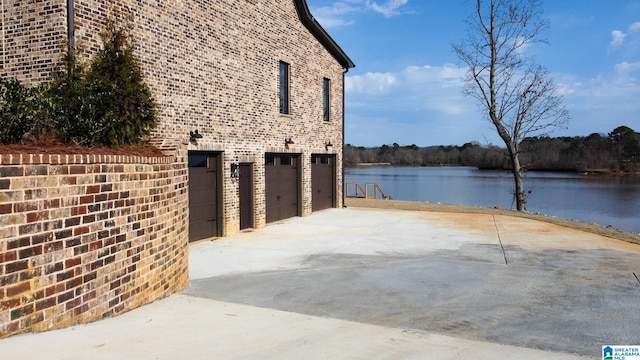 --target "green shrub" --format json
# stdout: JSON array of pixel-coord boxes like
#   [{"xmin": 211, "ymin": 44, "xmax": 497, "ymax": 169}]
[
  {"xmin": 1, "ymin": 12, "xmax": 157, "ymax": 147},
  {"xmin": 46, "ymin": 51, "xmax": 99, "ymax": 145},
  {"xmin": 0, "ymin": 78, "xmax": 49, "ymax": 144},
  {"xmin": 84, "ymin": 16, "xmax": 157, "ymax": 147}
]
